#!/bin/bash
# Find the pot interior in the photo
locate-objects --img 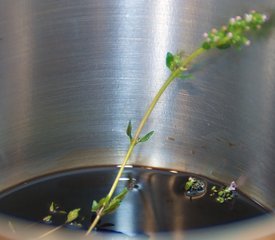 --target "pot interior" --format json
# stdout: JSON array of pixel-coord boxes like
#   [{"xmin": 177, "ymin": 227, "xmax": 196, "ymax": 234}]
[{"xmin": 0, "ymin": 0, "xmax": 275, "ymax": 239}]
